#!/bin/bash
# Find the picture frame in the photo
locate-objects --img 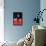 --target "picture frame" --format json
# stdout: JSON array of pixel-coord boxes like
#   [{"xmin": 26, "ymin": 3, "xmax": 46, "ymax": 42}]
[{"xmin": 13, "ymin": 12, "xmax": 23, "ymax": 26}]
